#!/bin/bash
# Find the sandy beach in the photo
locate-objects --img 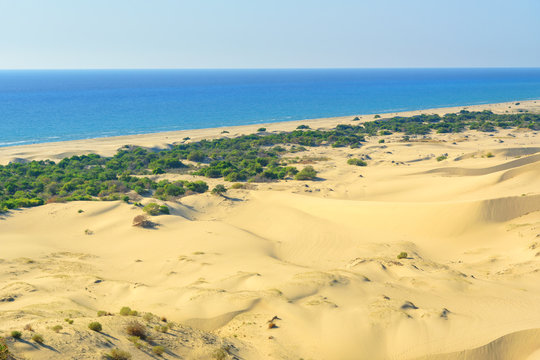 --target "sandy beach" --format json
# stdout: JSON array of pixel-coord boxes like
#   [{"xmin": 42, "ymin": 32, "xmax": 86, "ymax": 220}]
[{"xmin": 1, "ymin": 99, "xmax": 540, "ymax": 359}]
